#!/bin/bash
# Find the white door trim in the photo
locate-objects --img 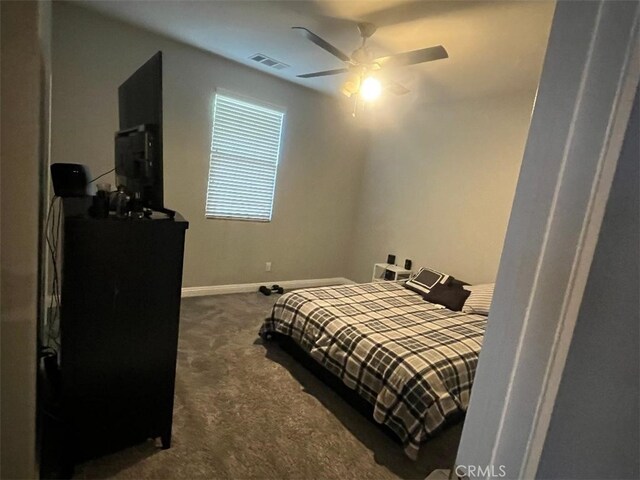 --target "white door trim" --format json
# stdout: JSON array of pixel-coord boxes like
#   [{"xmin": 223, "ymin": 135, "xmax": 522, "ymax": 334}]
[
  {"xmin": 521, "ymin": 22, "xmax": 640, "ymax": 480},
  {"xmin": 455, "ymin": 1, "xmax": 640, "ymax": 478}
]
